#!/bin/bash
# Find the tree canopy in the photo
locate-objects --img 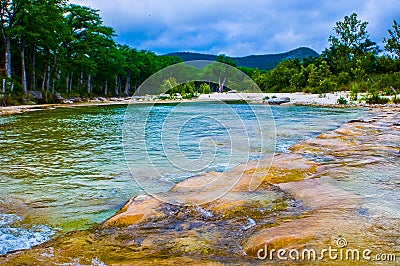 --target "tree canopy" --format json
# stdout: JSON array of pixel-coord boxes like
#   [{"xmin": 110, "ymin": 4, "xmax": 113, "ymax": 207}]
[
  {"xmin": 0, "ymin": 5, "xmax": 399, "ymax": 105},
  {"xmin": 253, "ymin": 13, "xmax": 399, "ymax": 103},
  {"xmin": 0, "ymin": 0, "xmax": 181, "ymax": 105},
  {"xmin": 384, "ymin": 20, "xmax": 400, "ymax": 58}
]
